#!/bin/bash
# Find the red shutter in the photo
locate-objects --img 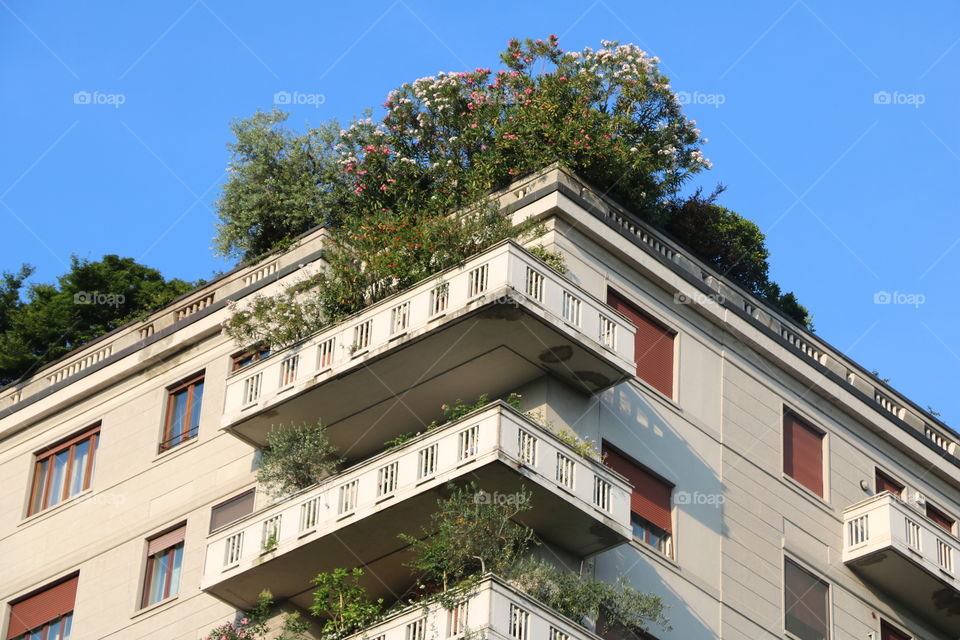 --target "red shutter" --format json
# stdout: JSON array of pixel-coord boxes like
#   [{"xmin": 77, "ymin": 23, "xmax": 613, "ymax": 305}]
[
  {"xmin": 783, "ymin": 412, "xmax": 824, "ymax": 497},
  {"xmin": 147, "ymin": 524, "xmax": 186, "ymax": 556},
  {"xmin": 603, "ymin": 445, "xmax": 672, "ymax": 533},
  {"xmin": 875, "ymin": 470, "xmax": 904, "ymax": 497},
  {"xmin": 607, "ymin": 290, "xmax": 675, "ymax": 397},
  {"xmin": 926, "ymin": 504, "xmax": 955, "ymax": 533},
  {"xmin": 7, "ymin": 575, "xmax": 78, "ymax": 639},
  {"xmin": 880, "ymin": 621, "xmax": 912, "ymax": 640}
]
